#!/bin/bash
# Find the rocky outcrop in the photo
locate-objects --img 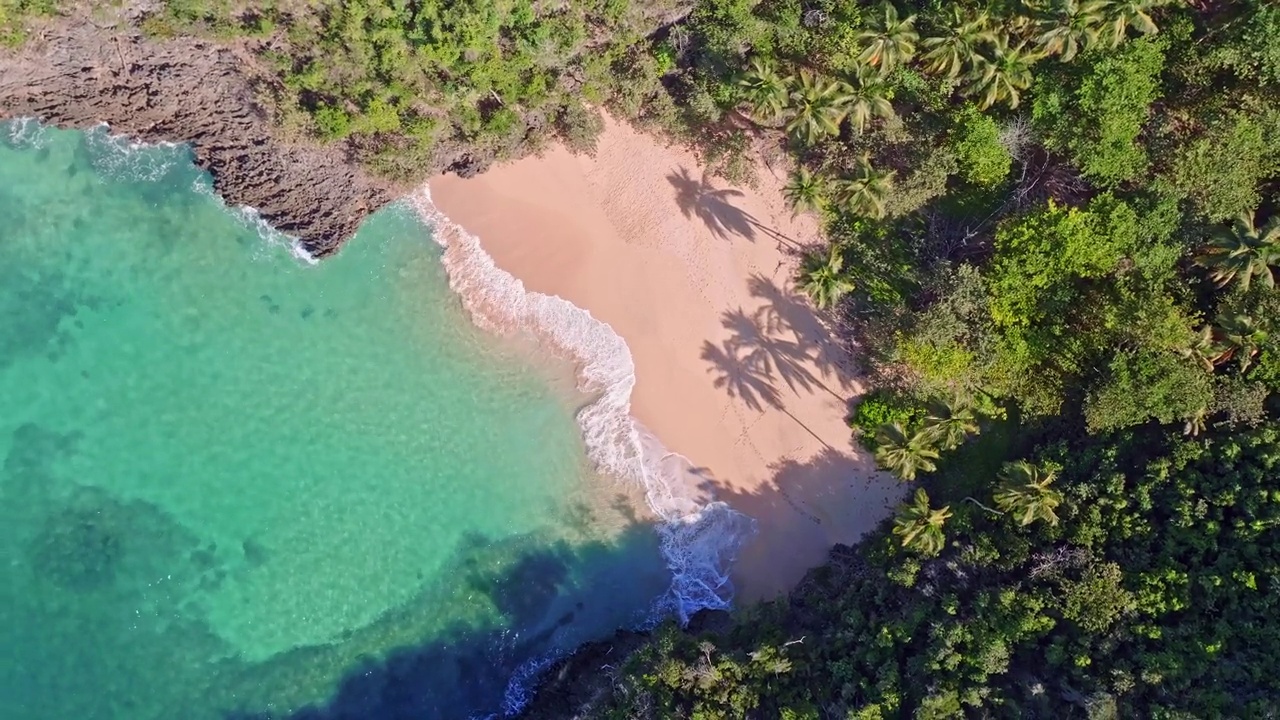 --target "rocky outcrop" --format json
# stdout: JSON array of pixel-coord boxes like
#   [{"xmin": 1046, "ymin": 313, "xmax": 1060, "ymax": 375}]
[
  {"xmin": 517, "ymin": 609, "xmax": 733, "ymax": 718},
  {"xmin": 0, "ymin": 13, "xmax": 394, "ymax": 257}
]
